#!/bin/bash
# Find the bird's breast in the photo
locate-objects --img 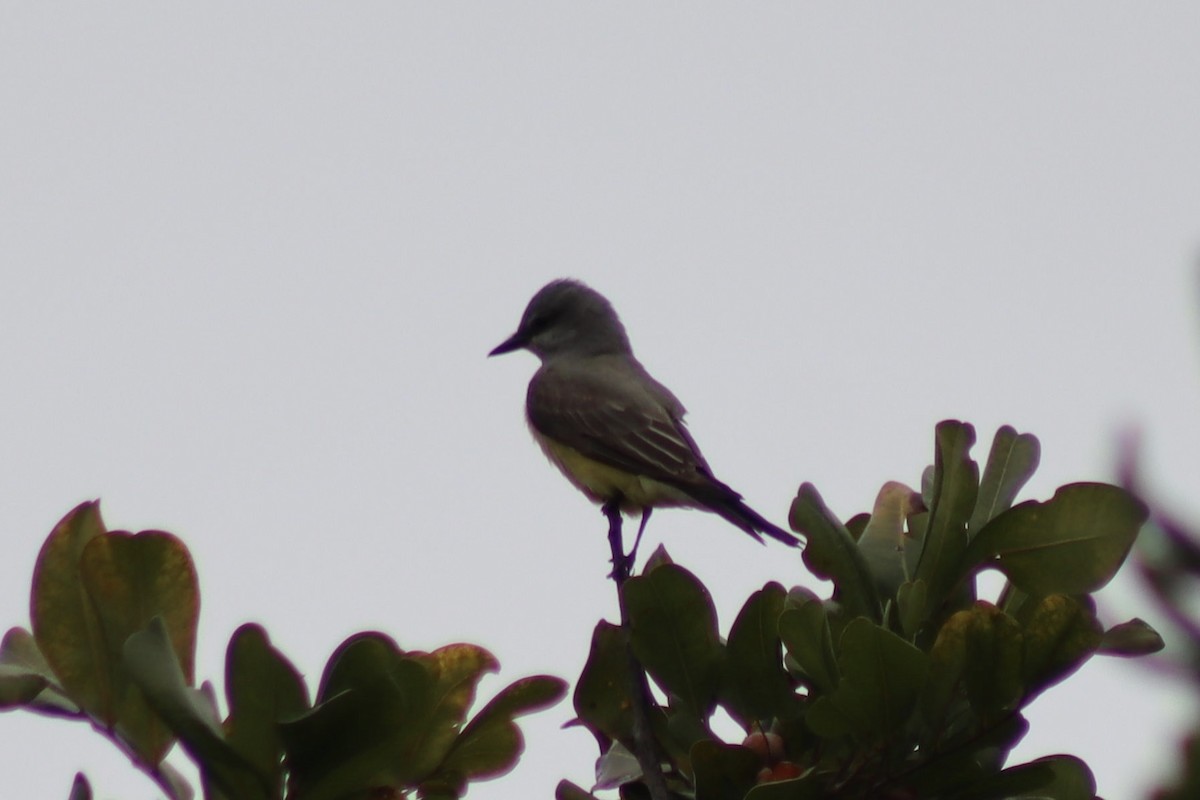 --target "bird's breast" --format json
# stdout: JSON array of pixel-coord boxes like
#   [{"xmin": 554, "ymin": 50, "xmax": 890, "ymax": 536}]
[{"xmin": 530, "ymin": 428, "xmax": 694, "ymax": 512}]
